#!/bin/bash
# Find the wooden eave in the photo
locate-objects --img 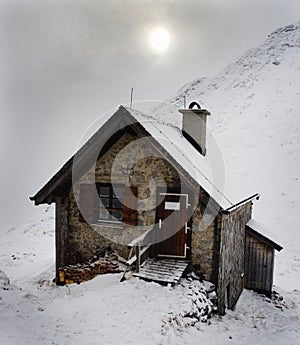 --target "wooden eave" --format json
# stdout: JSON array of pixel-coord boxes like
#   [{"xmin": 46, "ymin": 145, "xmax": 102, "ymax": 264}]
[{"xmin": 245, "ymin": 225, "xmax": 283, "ymax": 252}]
